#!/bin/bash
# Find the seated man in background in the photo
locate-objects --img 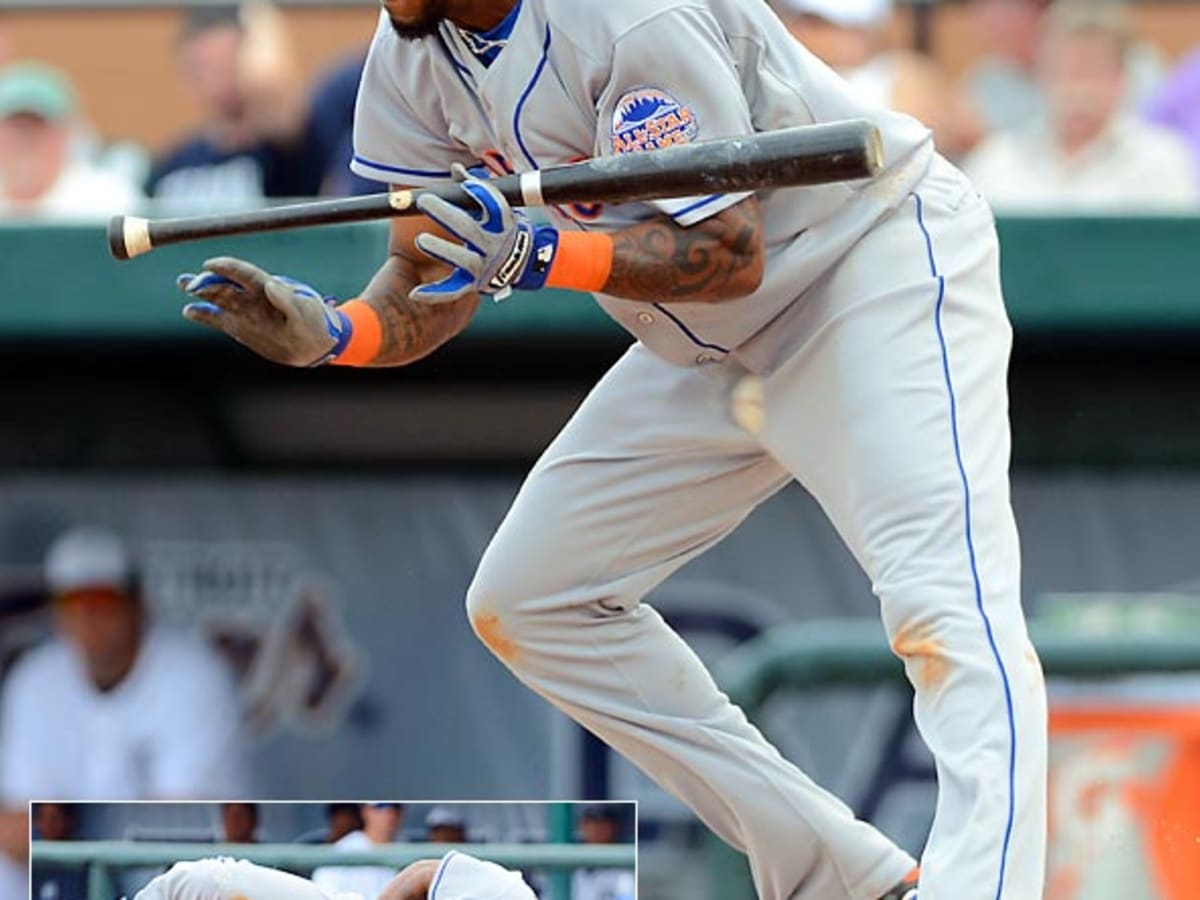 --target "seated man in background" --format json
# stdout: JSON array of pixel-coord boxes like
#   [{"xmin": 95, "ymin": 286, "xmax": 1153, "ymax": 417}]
[
  {"xmin": 148, "ymin": 3, "xmax": 322, "ymax": 209},
  {"xmin": 0, "ymin": 526, "xmax": 250, "ymax": 897},
  {"xmin": 134, "ymin": 851, "xmax": 536, "ymax": 900},
  {"xmin": 220, "ymin": 803, "xmax": 260, "ymax": 844},
  {"xmin": 30, "ymin": 803, "xmax": 89, "ymax": 900},
  {"xmin": 570, "ymin": 807, "xmax": 634, "ymax": 900},
  {"xmin": 773, "ymin": 0, "xmax": 980, "ymax": 158},
  {"xmin": 964, "ymin": 1, "xmax": 1196, "ymax": 211},
  {"xmin": 960, "ymin": 0, "xmax": 1164, "ymax": 139},
  {"xmin": 0, "ymin": 61, "xmax": 141, "ymax": 217},
  {"xmin": 311, "ymin": 804, "xmax": 404, "ymax": 900}
]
